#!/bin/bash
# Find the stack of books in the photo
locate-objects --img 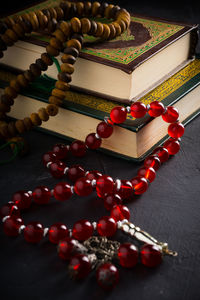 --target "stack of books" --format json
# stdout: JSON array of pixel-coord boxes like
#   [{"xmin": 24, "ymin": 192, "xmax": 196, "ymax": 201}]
[{"xmin": 0, "ymin": 0, "xmax": 199, "ymax": 161}]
